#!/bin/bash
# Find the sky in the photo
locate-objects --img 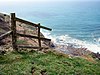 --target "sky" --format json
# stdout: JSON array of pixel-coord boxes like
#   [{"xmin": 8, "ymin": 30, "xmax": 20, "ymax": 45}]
[
  {"xmin": 0, "ymin": 0, "xmax": 100, "ymax": 4},
  {"xmin": 0, "ymin": 0, "xmax": 100, "ymax": 5},
  {"xmin": 0, "ymin": 0, "xmax": 100, "ymax": 2},
  {"xmin": 0, "ymin": 0, "xmax": 100, "ymax": 14}
]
